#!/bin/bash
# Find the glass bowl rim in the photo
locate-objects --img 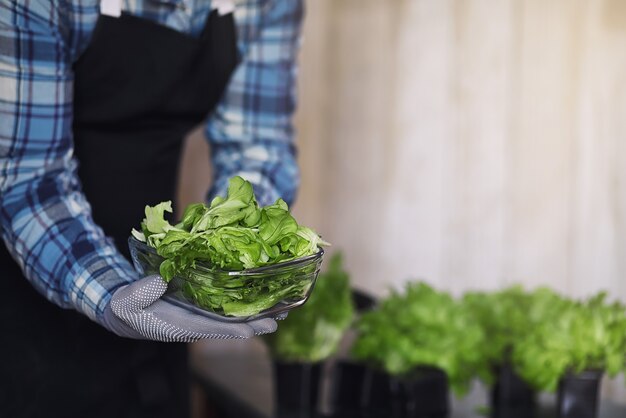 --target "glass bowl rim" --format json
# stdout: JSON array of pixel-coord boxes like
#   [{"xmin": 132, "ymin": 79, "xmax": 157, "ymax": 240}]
[{"xmin": 128, "ymin": 235, "xmax": 324, "ymax": 276}]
